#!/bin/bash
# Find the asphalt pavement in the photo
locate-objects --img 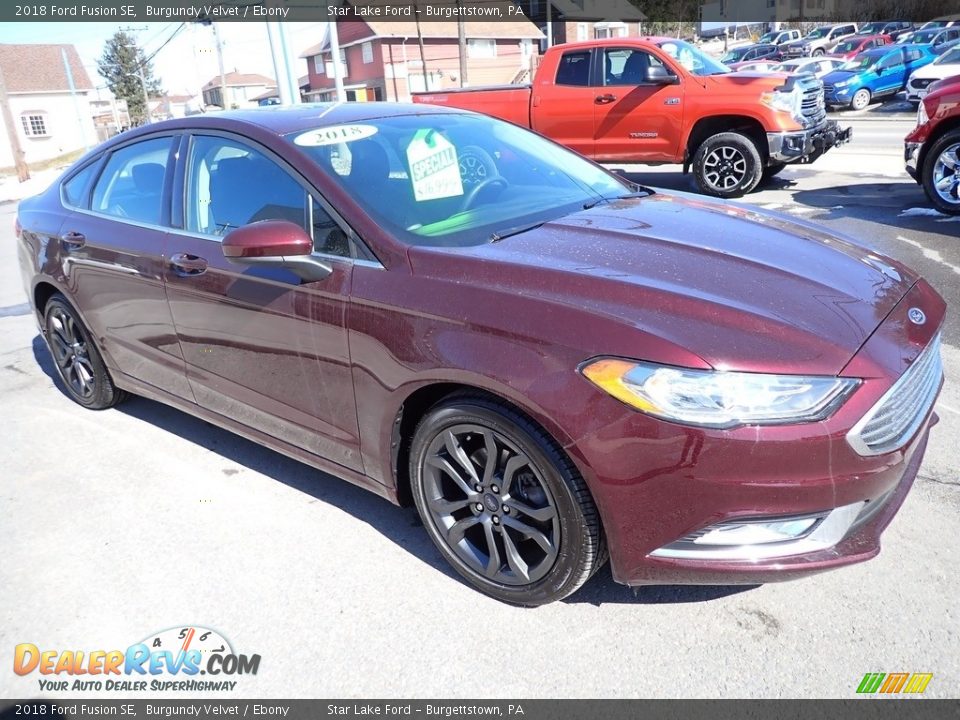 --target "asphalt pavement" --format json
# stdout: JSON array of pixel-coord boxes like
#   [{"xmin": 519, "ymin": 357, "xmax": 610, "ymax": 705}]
[{"xmin": 0, "ymin": 115, "xmax": 957, "ymax": 699}]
